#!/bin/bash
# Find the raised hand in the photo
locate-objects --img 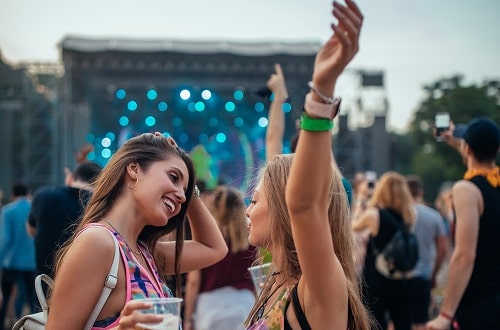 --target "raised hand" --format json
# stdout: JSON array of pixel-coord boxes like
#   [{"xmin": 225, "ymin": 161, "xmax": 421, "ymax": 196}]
[
  {"xmin": 313, "ymin": 0, "xmax": 363, "ymax": 95},
  {"xmin": 266, "ymin": 63, "xmax": 288, "ymax": 101}
]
